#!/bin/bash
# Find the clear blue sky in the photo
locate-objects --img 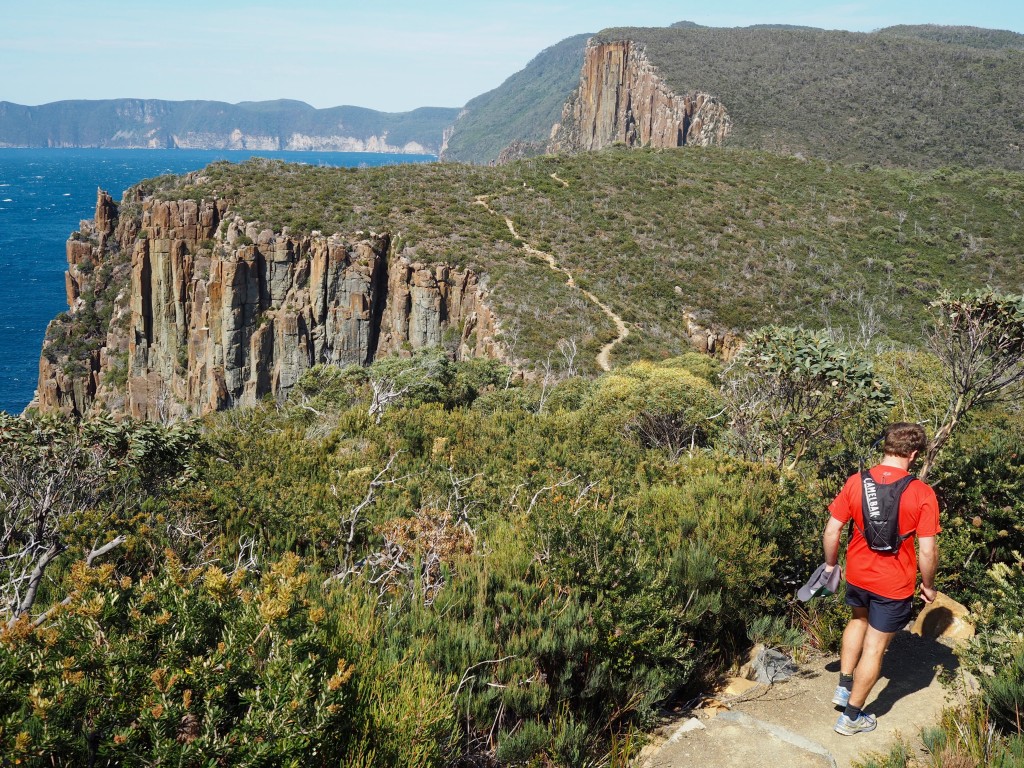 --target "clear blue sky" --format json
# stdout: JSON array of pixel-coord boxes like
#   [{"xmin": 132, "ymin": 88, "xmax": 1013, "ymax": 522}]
[{"xmin": 2, "ymin": 0, "xmax": 1022, "ymax": 112}]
